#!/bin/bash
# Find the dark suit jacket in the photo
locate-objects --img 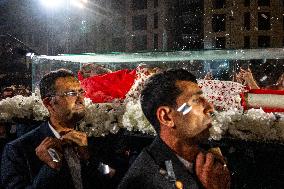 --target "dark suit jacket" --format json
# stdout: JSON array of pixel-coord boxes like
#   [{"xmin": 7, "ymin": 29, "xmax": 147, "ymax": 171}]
[
  {"xmin": 1, "ymin": 122, "xmax": 105, "ymax": 189},
  {"xmin": 118, "ymin": 137, "xmax": 203, "ymax": 189}
]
